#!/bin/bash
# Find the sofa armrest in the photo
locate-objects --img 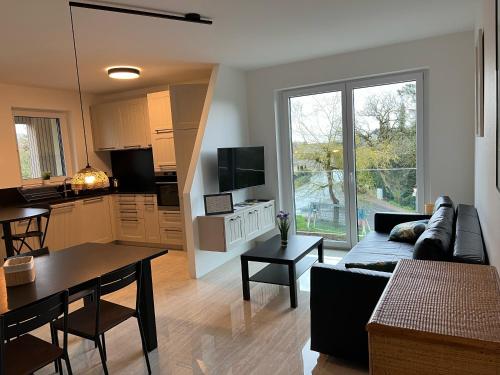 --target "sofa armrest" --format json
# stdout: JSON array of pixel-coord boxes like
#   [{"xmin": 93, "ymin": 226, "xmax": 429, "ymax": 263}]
[
  {"xmin": 310, "ymin": 263, "xmax": 391, "ymax": 364},
  {"xmin": 374, "ymin": 212, "xmax": 432, "ymax": 233}
]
